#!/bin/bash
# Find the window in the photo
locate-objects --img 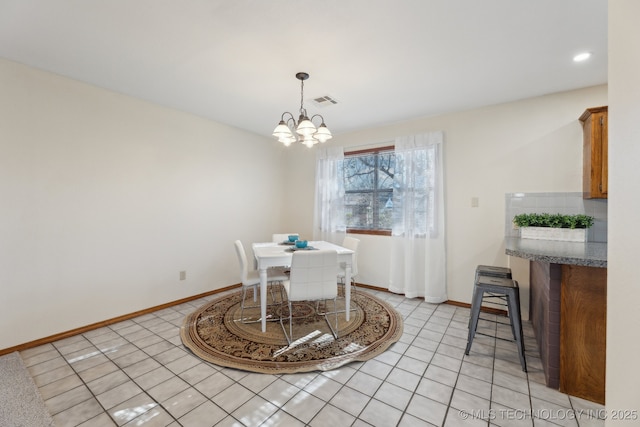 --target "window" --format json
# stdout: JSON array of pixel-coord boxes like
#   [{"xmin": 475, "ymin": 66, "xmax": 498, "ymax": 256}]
[{"xmin": 343, "ymin": 146, "xmax": 395, "ymax": 235}]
